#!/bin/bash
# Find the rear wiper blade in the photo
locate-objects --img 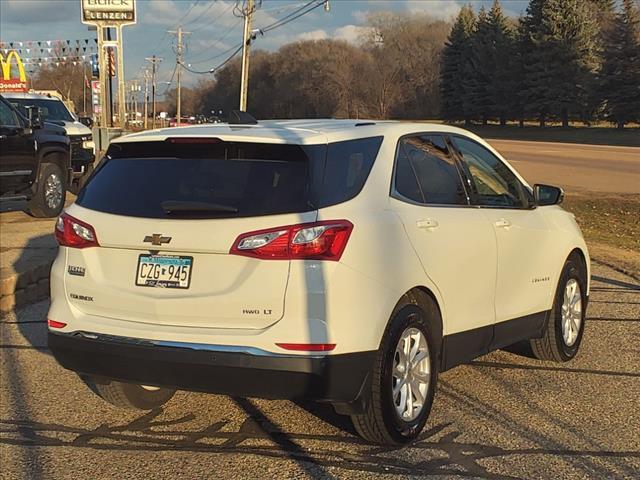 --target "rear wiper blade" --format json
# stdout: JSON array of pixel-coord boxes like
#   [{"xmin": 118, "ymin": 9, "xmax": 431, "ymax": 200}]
[{"xmin": 161, "ymin": 200, "xmax": 239, "ymax": 214}]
